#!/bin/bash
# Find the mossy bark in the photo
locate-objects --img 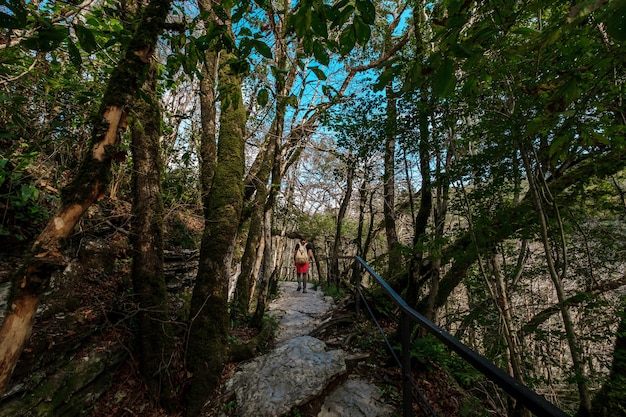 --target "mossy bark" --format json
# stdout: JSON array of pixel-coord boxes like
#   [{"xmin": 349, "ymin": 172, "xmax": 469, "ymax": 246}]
[
  {"xmin": 185, "ymin": 17, "xmax": 247, "ymax": 415},
  {"xmin": 129, "ymin": 60, "xmax": 174, "ymax": 408},
  {"xmin": 0, "ymin": 0, "xmax": 173, "ymax": 396},
  {"xmin": 198, "ymin": 0, "xmax": 218, "ymax": 205},
  {"xmin": 235, "ymin": 11, "xmax": 291, "ymax": 318},
  {"xmin": 590, "ymin": 300, "xmax": 626, "ymax": 417}
]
